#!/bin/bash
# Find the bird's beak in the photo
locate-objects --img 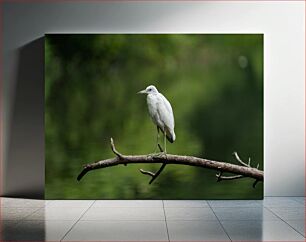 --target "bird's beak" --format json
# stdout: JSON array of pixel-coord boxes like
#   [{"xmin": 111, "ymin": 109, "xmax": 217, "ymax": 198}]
[{"xmin": 137, "ymin": 90, "xmax": 146, "ymax": 94}]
